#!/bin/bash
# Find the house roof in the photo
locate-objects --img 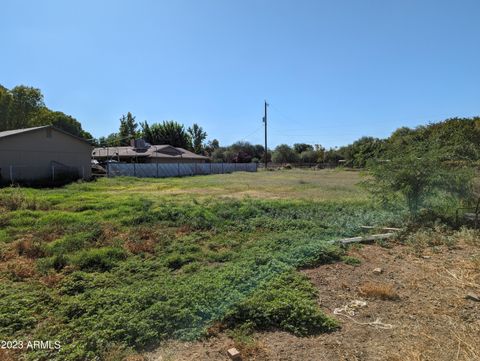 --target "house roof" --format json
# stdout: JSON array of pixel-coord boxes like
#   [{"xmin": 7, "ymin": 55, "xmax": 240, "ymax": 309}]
[
  {"xmin": 92, "ymin": 145, "xmax": 210, "ymax": 160},
  {"xmin": 0, "ymin": 126, "xmax": 50, "ymax": 138},
  {"xmin": 0, "ymin": 125, "xmax": 92, "ymax": 145}
]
